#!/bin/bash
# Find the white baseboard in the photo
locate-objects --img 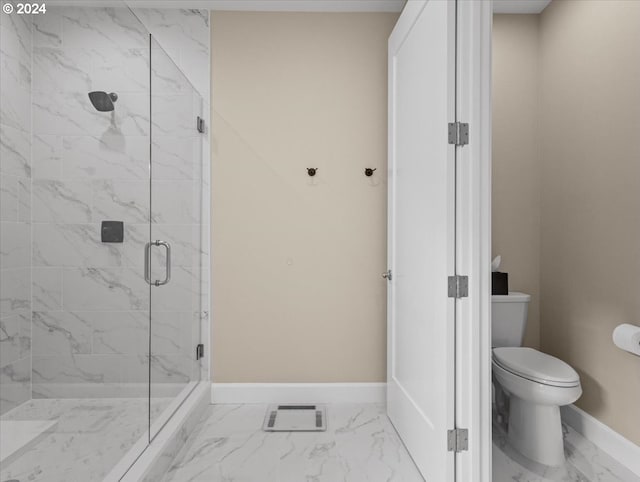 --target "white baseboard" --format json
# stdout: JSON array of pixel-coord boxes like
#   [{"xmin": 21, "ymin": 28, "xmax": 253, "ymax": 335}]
[
  {"xmin": 211, "ymin": 382, "xmax": 386, "ymax": 404},
  {"xmin": 561, "ymin": 404, "xmax": 640, "ymax": 476}
]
